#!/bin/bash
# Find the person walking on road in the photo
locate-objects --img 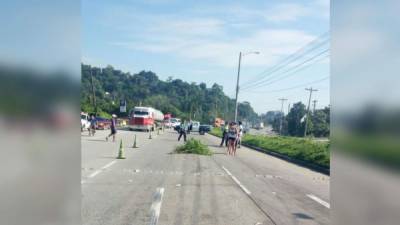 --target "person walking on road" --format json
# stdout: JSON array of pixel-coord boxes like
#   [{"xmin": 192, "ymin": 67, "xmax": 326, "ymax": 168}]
[
  {"xmin": 106, "ymin": 114, "xmax": 117, "ymax": 142},
  {"xmin": 219, "ymin": 123, "xmax": 228, "ymax": 147},
  {"xmin": 89, "ymin": 115, "xmax": 97, "ymax": 136},
  {"xmin": 227, "ymin": 122, "xmax": 239, "ymax": 156},
  {"xmin": 236, "ymin": 121, "xmax": 243, "ymax": 148},
  {"xmin": 178, "ymin": 120, "xmax": 187, "ymax": 142}
]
